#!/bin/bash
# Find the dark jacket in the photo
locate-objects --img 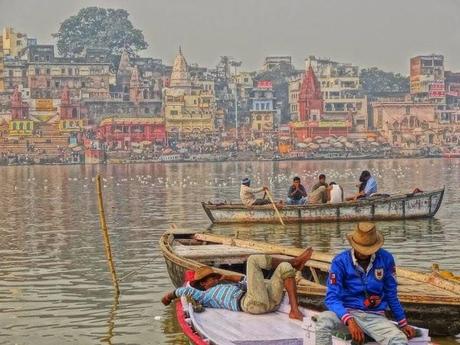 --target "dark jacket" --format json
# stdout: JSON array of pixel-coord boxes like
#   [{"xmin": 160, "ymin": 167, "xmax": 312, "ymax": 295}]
[
  {"xmin": 325, "ymin": 248, "xmax": 407, "ymax": 327},
  {"xmin": 287, "ymin": 184, "xmax": 307, "ymax": 200}
]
